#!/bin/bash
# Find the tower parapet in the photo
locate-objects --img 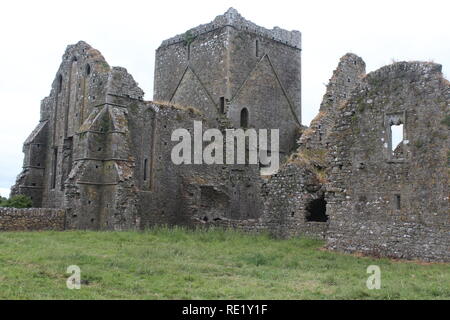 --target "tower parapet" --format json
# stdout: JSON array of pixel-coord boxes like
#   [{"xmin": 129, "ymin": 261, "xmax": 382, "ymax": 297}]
[{"xmin": 159, "ymin": 8, "xmax": 301, "ymax": 50}]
